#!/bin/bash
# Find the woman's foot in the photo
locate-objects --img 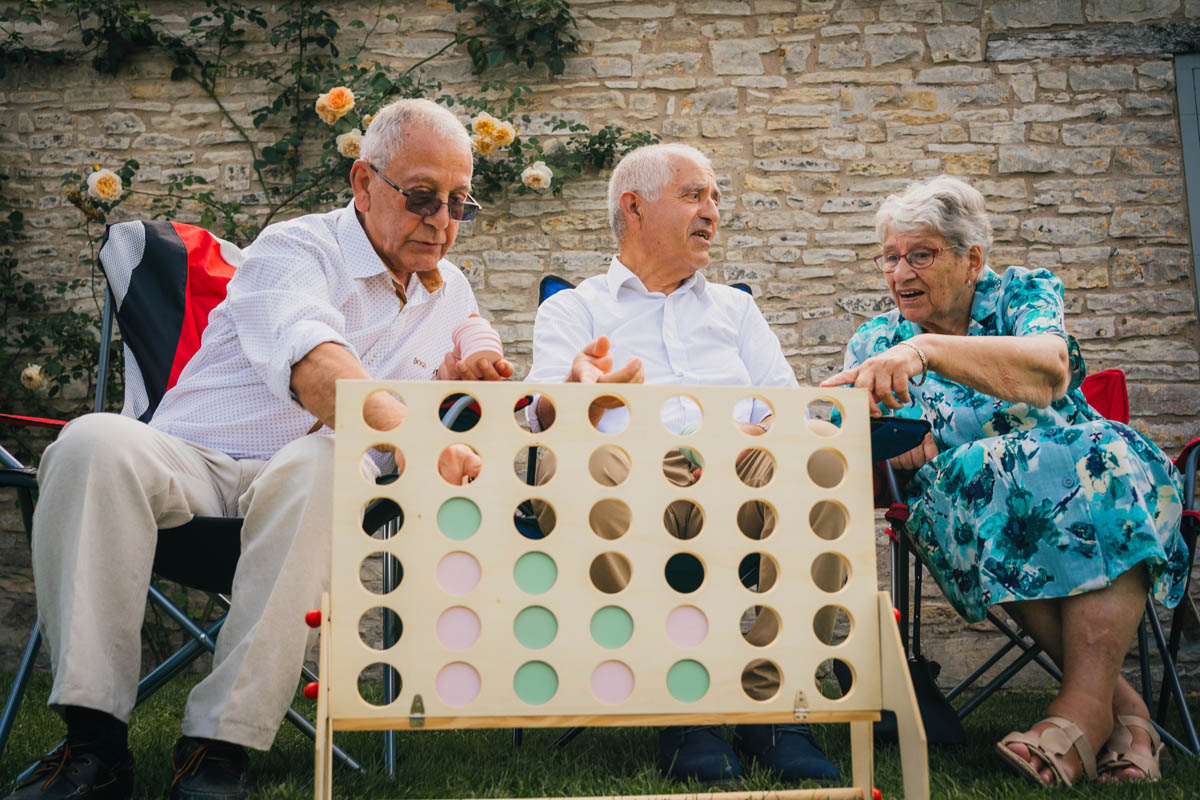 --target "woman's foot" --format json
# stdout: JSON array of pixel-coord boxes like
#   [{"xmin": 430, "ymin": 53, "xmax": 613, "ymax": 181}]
[
  {"xmin": 997, "ymin": 716, "xmax": 1099, "ymax": 786},
  {"xmin": 1098, "ymin": 680, "xmax": 1162, "ymax": 782}
]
